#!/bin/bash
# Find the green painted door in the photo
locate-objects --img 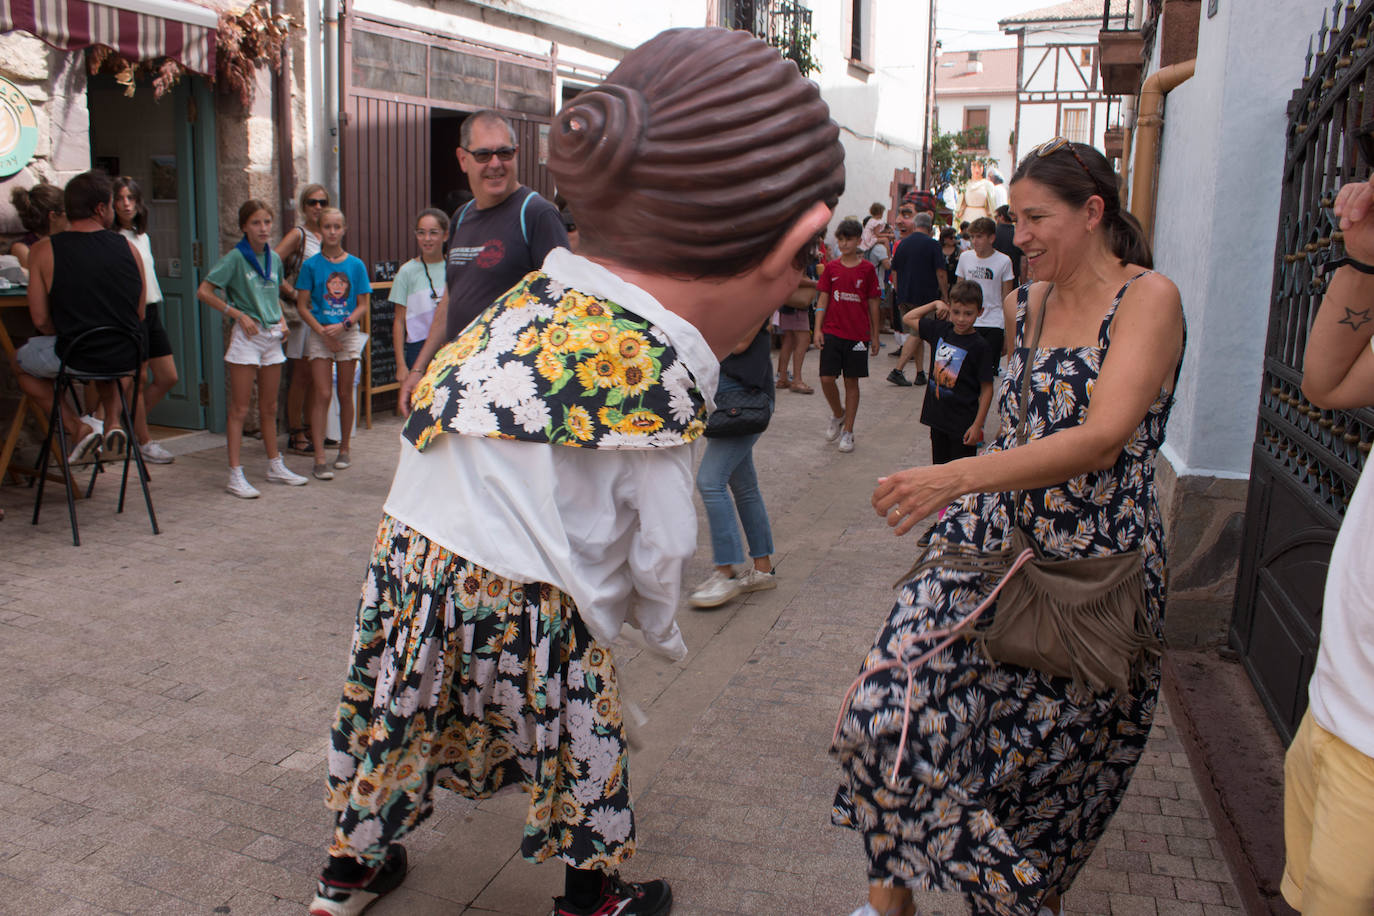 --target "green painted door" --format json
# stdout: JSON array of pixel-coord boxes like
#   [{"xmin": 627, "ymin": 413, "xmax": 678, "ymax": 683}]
[{"xmin": 87, "ymin": 75, "xmax": 215, "ymax": 429}]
